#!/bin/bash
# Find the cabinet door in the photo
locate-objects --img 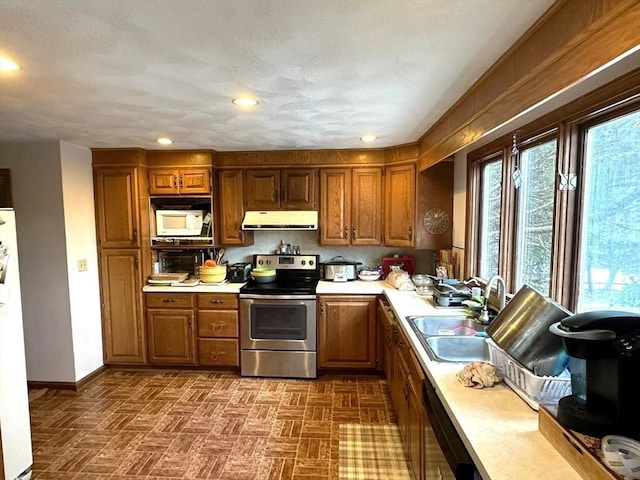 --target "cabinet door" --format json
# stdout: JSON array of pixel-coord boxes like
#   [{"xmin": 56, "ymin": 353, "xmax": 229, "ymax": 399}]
[
  {"xmin": 281, "ymin": 169, "xmax": 316, "ymax": 210},
  {"xmin": 319, "ymin": 169, "xmax": 351, "ymax": 245},
  {"xmin": 245, "ymin": 169, "xmax": 280, "ymax": 210},
  {"xmin": 179, "ymin": 168, "xmax": 211, "ymax": 195},
  {"xmin": 100, "ymin": 250, "xmax": 145, "ymax": 363},
  {"xmin": 218, "ymin": 170, "xmax": 253, "ymax": 246},
  {"xmin": 384, "ymin": 164, "xmax": 416, "ymax": 247},
  {"xmin": 318, "ymin": 295, "xmax": 377, "ymax": 368},
  {"xmin": 408, "ymin": 381, "xmax": 425, "ymax": 480},
  {"xmin": 351, "ymin": 167, "xmax": 383, "ymax": 245},
  {"xmin": 148, "ymin": 168, "xmax": 180, "ymax": 195},
  {"xmin": 147, "ymin": 309, "xmax": 195, "ymax": 364},
  {"xmin": 94, "ymin": 167, "xmax": 140, "ymax": 248}
]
